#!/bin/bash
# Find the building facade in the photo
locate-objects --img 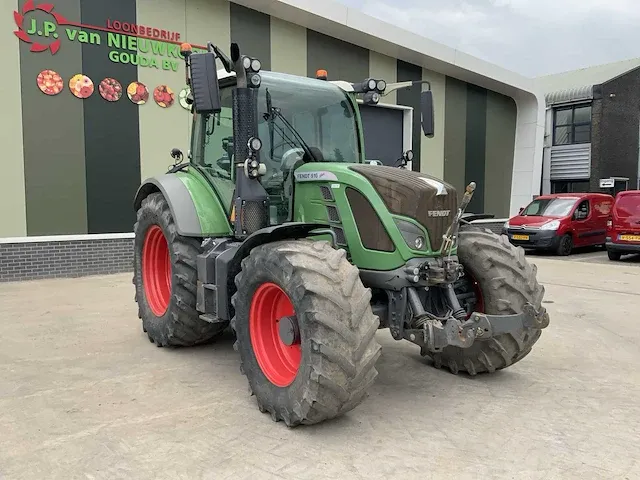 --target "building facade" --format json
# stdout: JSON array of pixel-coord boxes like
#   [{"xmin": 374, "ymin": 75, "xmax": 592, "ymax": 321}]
[
  {"xmin": 0, "ymin": 0, "xmax": 543, "ymax": 281},
  {"xmin": 538, "ymin": 60, "xmax": 640, "ymax": 196}
]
